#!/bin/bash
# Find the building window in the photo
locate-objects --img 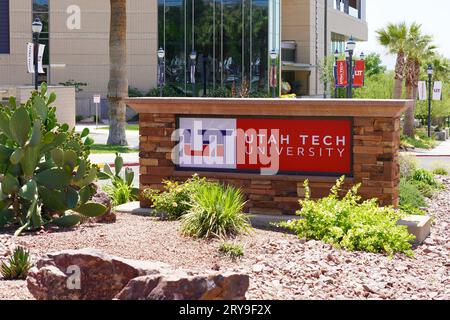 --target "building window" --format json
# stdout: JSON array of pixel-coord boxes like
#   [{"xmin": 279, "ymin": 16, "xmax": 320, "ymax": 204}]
[
  {"xmin": 0, "ymin": 0, "xmax": 10, "ymax": 54},
  {"xmin": 32, "ymin": 0, "xmax": 49, "ymax": 65},
  {"xmin": 158, "ymin": 0, "xmax": 271, "ymax": 96},
  {"xmin": 334, "ymin": 0, "xmax": 361, "ymax": 19}
]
